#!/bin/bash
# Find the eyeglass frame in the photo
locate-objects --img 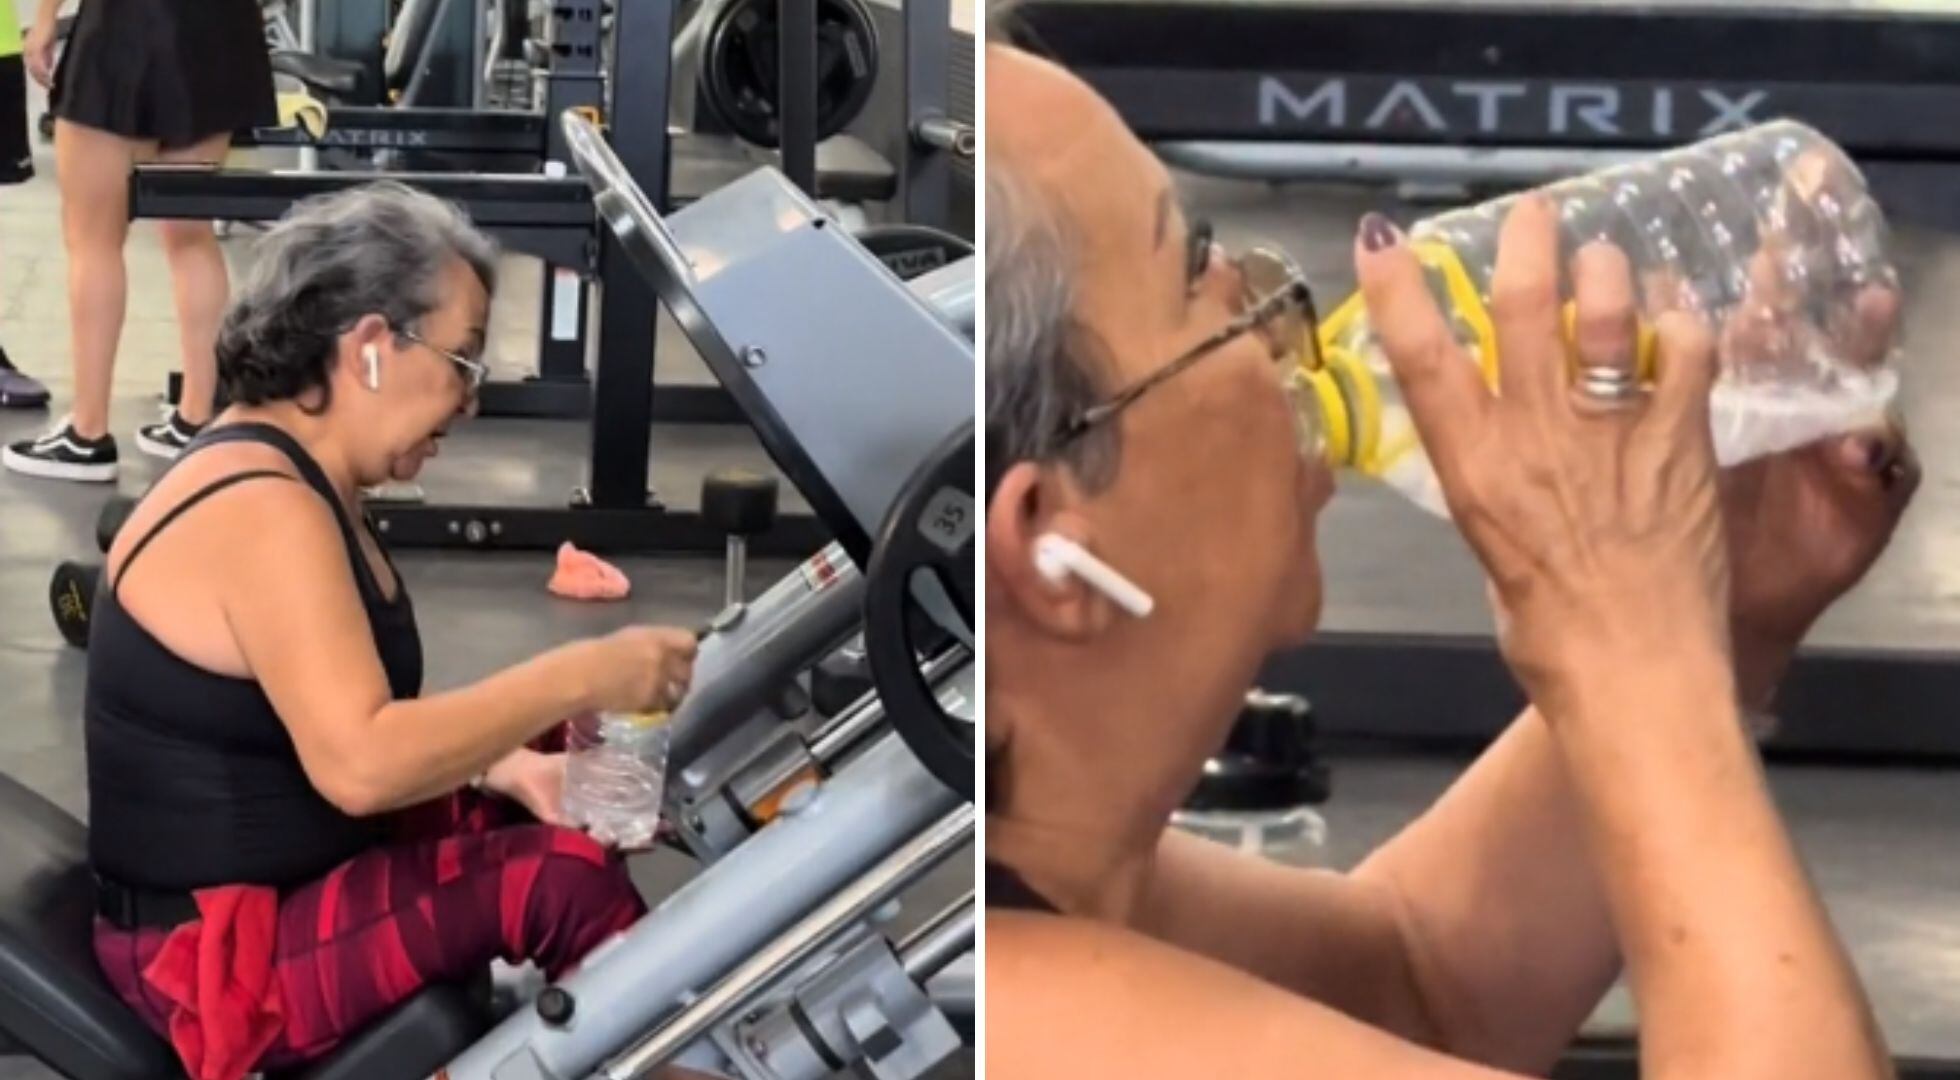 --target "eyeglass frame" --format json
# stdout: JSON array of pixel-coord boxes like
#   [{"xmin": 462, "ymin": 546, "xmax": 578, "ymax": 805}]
[
  {"xmin": 395, "ymin": 326, "xmax": 490, "ymax": 393},
  {"xmin": 1057, "ymin": 247, "xmax": 1324, "ymax": 445}
]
